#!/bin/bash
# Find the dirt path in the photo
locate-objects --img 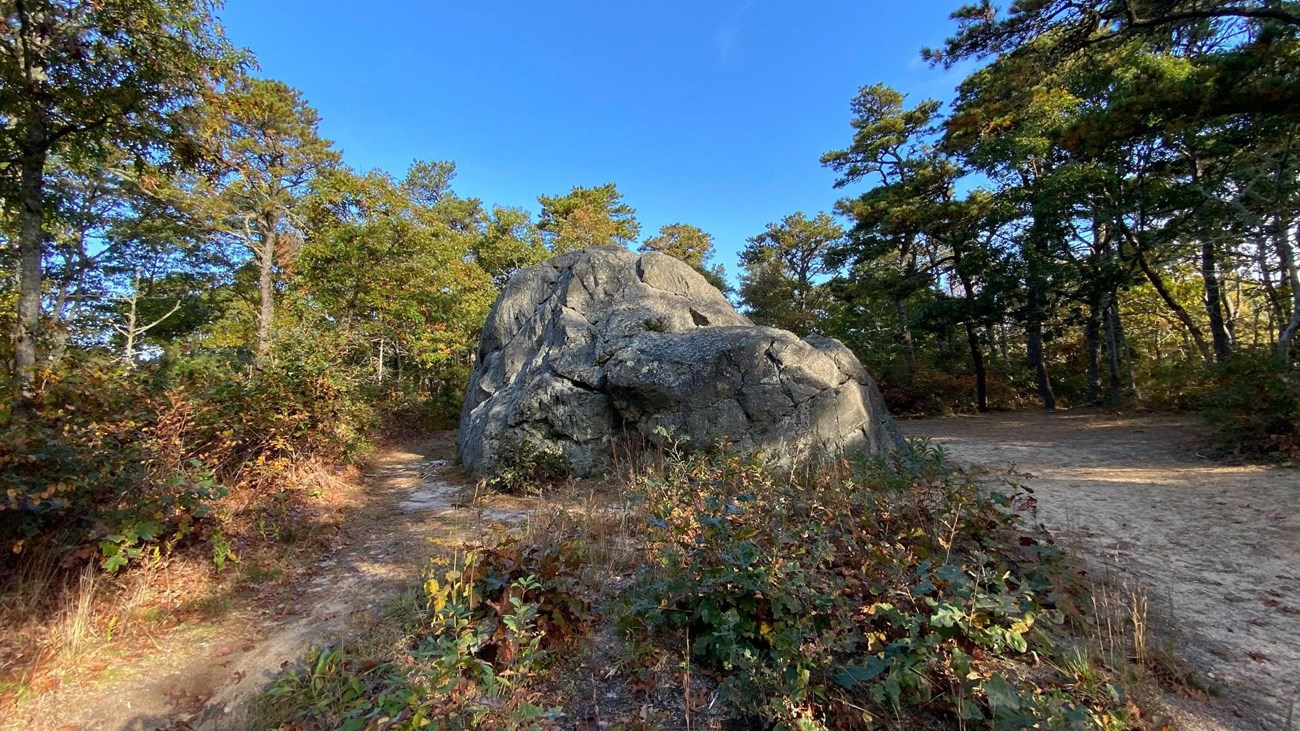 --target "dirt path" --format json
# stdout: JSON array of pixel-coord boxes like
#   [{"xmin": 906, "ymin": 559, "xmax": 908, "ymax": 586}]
[
  {"xmin": 10, "ymin": 433, "xmax": 527, "ymax": 731},
  {"xmin": 905, "ymin": 411, "xmax": 1300, "ymax": 730}
]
